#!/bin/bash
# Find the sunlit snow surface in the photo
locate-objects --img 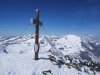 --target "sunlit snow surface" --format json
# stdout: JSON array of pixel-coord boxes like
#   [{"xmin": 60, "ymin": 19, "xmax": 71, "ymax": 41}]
[{"xmin": 0, "ymin": 34, "xmax": 100, "ymax": 75}]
